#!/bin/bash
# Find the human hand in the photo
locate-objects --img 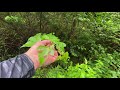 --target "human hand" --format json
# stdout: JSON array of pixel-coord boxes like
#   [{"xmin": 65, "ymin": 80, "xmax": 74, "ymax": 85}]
[
  {"xmin": 25, "ymin": 40, "xmax": 58, "ymax": 70},
  {"xmin": 42, "ymin": 50, "xmax": 58, "ymax": 67}
]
